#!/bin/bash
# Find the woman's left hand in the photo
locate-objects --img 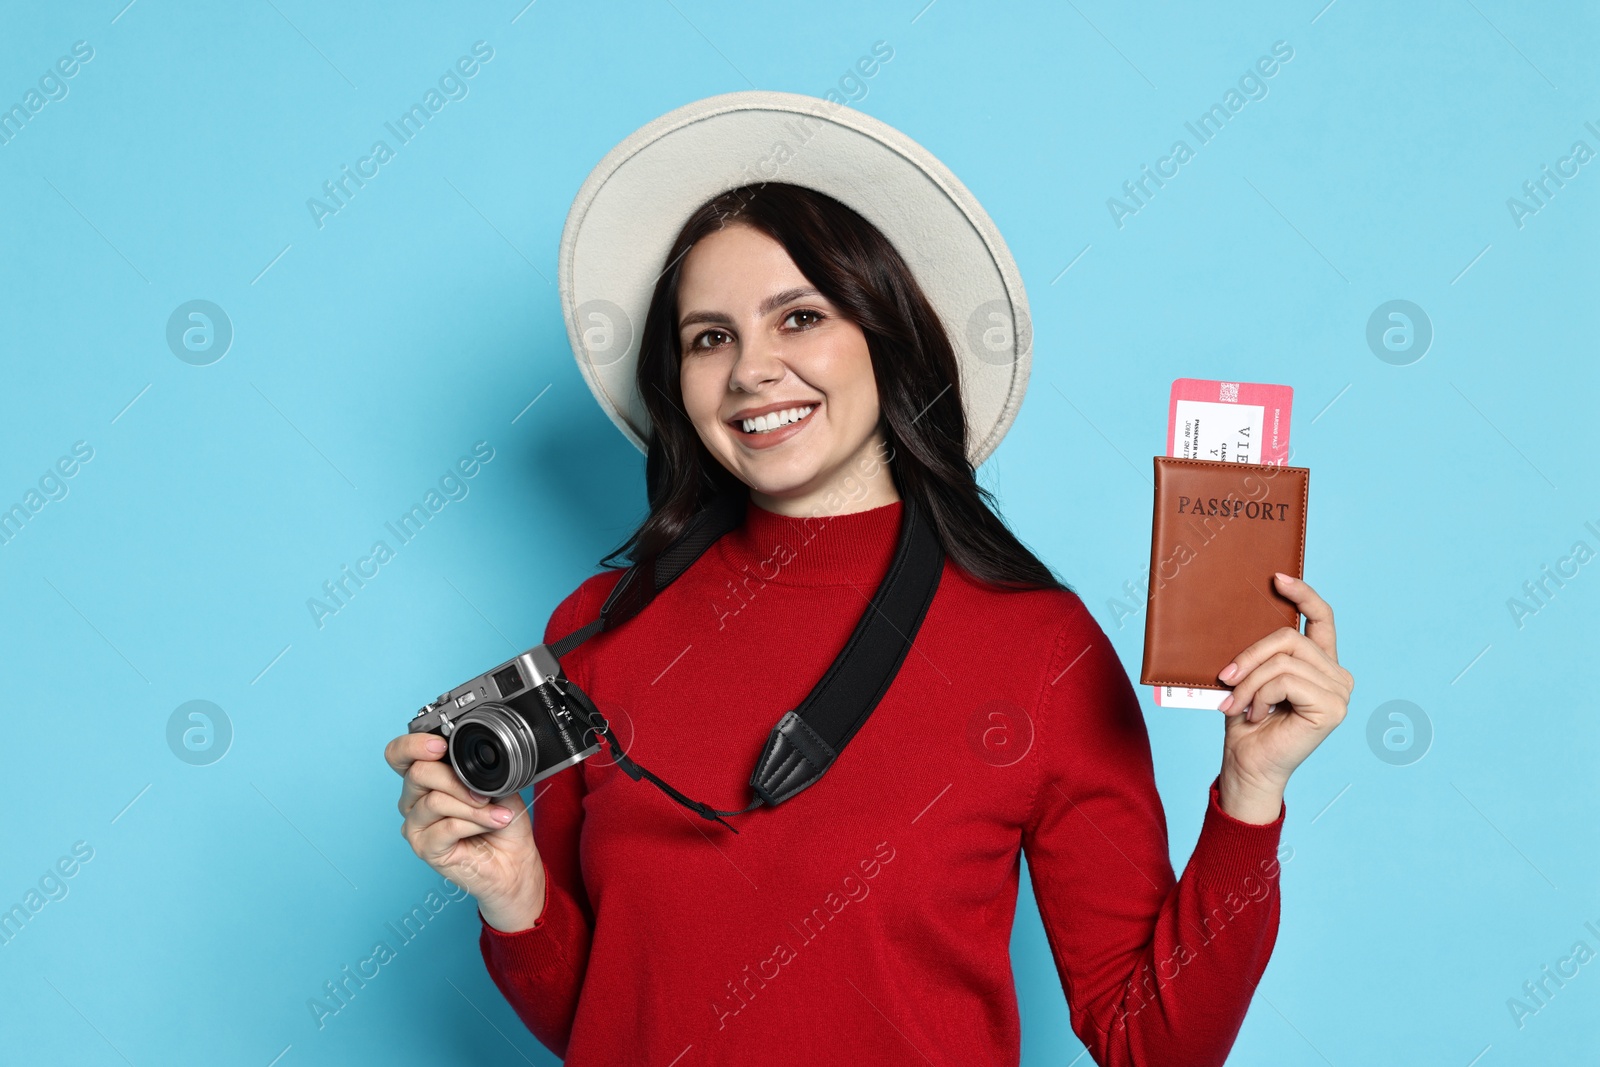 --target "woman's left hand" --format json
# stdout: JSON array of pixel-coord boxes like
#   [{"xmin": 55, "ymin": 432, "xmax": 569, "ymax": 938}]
[{"xmin": 1213, "ymin": 572, "xmax": 1354, "ymax": 823}]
